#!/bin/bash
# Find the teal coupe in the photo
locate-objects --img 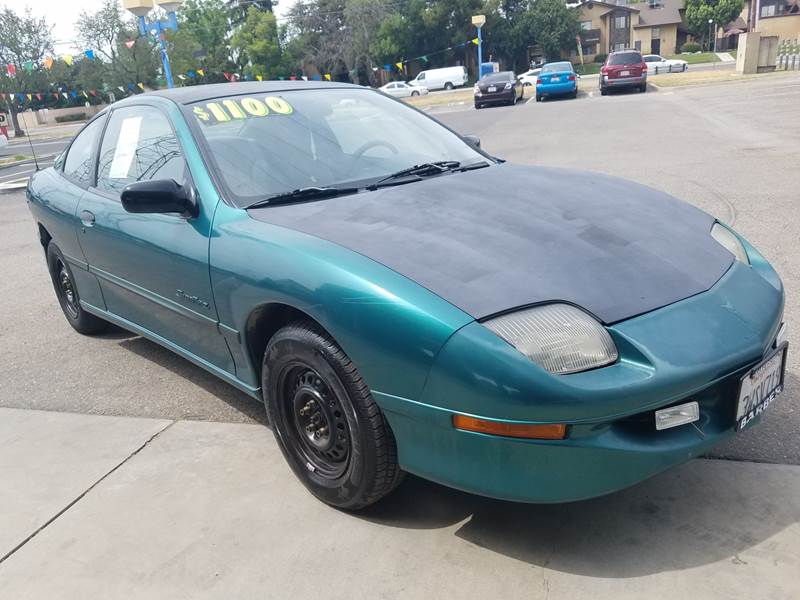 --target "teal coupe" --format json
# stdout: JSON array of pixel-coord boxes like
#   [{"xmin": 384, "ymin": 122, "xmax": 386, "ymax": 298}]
[{"xmin": 27, "ymin": 82, "xmax": 788, "ymax": 509}]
